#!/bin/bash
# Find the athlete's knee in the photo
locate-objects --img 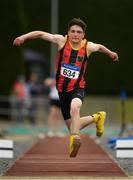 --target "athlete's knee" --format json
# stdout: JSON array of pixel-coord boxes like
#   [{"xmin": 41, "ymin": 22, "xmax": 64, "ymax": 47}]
[{"xmin": 70, "ymin": 103, "xmax": 80, "ymax": 117}]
